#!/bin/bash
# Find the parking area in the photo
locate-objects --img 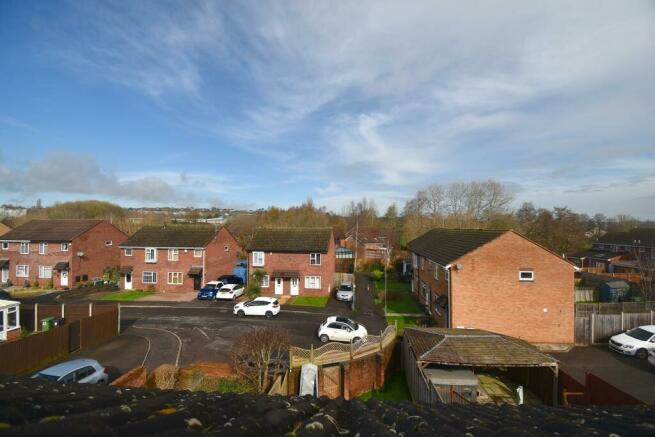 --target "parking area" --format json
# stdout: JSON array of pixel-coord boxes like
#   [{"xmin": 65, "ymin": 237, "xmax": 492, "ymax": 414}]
[{"xmin": 552, "ymin": 345, "xmax": 655, "ymax": 404}]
